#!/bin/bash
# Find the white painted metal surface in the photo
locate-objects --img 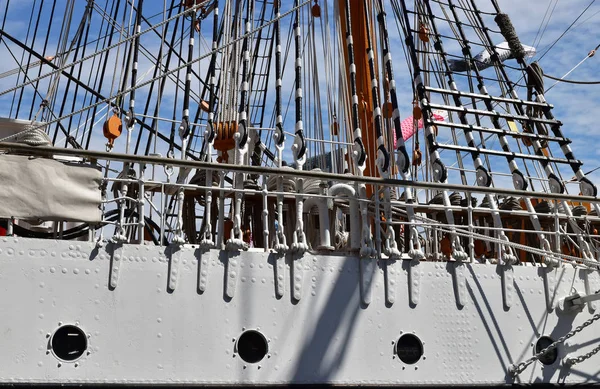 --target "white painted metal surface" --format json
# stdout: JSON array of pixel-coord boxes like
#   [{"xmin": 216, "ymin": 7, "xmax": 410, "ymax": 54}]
[{"xmin": 0, "ymin": 237, "xmax": 599, "ymax": 385}]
